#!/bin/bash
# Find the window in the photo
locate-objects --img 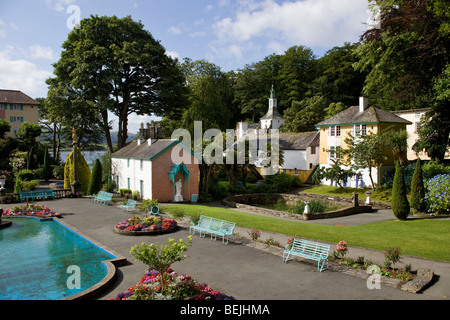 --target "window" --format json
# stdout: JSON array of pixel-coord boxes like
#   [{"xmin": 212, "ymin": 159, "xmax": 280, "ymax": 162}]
[
  {"xmin": 415, "ymin": 122, "xmax": 420, "ymax": 133},
  {"xmin": 328, "ymin": 146, "xmax": 341, "ymax": 159},
  {"xmin": 329, "ymin": 146, "xmax": 336, "ymax": 159},
  {"xmin": 310, "ymin": 146, "xmax": 316, "ymax": 155},
  {"xmin": 127, "ymin": 178, "xmax": 130, "ymax": 189},
  {"xmin": 140, "ymin": 159, "xmax": 143, "ymax": 170},
  {"xmin": 127, "ymin": 159, "xmax": 130, "ymax": 168},
  {"xmin": 336, "ymin": 126, "xmax": 341, "ymax": 137},
  {"xmin": 329, "ymin": 126, "xmax": 335, "ymax": 136},
  {"xmin": 9, "ymin": 116, "xmax": 24, "ymax": 123},
  {"xmin": 294, "ymin": 169, "xmax": 299, "ymax": 176},
  {"xmin": 354, "ymin": 125, "xmax": 367, "ymax": 136}
]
